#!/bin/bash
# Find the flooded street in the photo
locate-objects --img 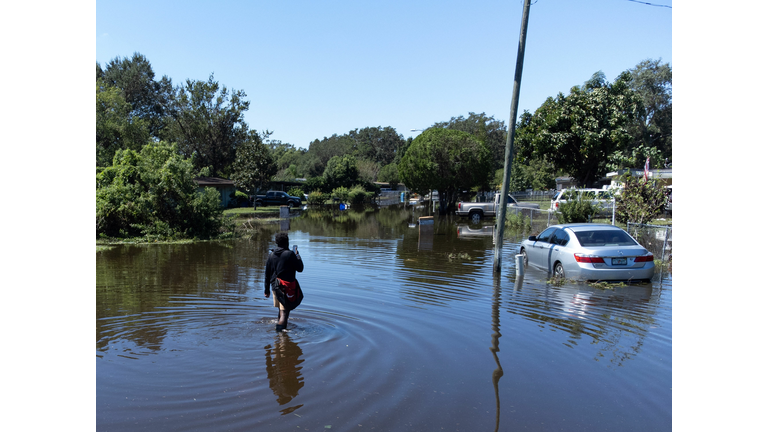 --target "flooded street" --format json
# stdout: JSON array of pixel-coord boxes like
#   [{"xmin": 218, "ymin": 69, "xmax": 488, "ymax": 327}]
[{"xmin": 96, "ymin": 206, "xmax": 672, "ymax": 431}]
